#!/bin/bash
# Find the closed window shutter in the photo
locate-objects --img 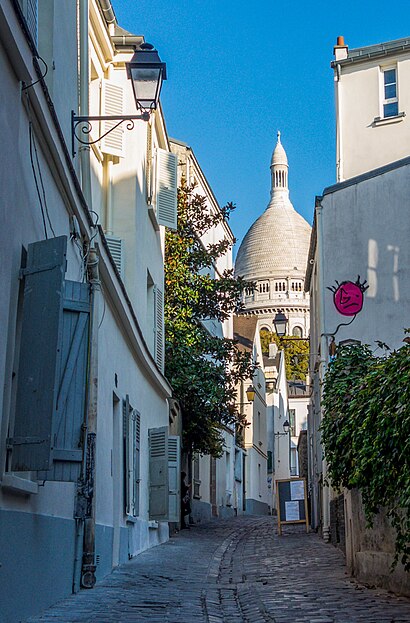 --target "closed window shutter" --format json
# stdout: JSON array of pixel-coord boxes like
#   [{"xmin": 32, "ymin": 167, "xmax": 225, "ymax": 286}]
[
  {"xmin": 149, "ymin": 426, "xmax": 169, "ymax": 520},
  {"xmin": 168, "ymin": 436, "xmax": 180, "ymax": 522},
  {"xmin": 105, "ymin": 235, "xmax": 124, "ymax": 278},
  {"xmin": 156, "ymin": 148, "xmax": 178, "ymax": 230},
  {"xmin": 38, "ymin": 280, "xmax": 90, "ymax": 482},
  {"xmin": 11, "ymin": 236, "xmax": 67, "ymax": 471},
  {"xmin": 153, "ymin": 286, "xmax": 164, "ymax": 372},
  {"xmin": 101, "ymin": 80, "xmax": 124, "ymax": 157},
  {"xmin": 123, "ymin": 395, "xmax": 131, "ymax": 515},
  {"xmin": 132, "ymin": 409, "xmax": 141, "ymax": 516}
]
